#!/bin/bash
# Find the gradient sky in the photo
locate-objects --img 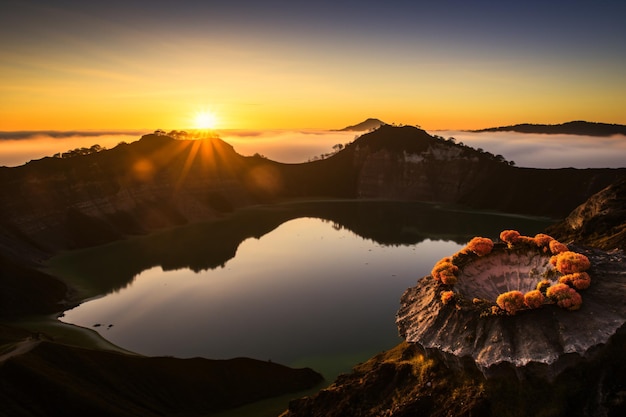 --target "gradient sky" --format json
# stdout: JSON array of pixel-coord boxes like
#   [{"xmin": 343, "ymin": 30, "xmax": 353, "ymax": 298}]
[{"xmin": 2, "ymin": 0, "xmax": 626, "ymax": 130}]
